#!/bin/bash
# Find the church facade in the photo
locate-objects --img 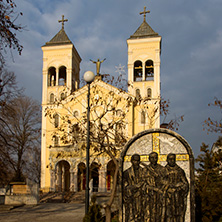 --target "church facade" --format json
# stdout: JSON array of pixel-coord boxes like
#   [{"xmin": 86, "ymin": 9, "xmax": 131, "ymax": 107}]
[{"xmin": 40, "ymin": 10, "xmax": 162, "ymax": 192}]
